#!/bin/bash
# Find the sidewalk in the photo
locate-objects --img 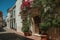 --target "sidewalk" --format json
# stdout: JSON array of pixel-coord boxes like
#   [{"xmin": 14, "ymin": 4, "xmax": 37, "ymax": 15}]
[{"xmin": 4, "ymin": 27, "xmax": 41, "ymax": 40}]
